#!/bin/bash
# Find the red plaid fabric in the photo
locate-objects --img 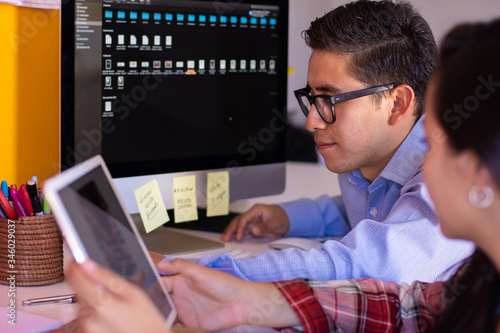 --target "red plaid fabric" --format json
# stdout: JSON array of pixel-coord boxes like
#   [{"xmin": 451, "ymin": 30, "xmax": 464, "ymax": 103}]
[
  {"xmin": 273, "ymin": 278, "xmax": 447, "ymax": 333},
  {"xmin": 273, "ymin": 279, "xmax": 332, "ymax": 332}
]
